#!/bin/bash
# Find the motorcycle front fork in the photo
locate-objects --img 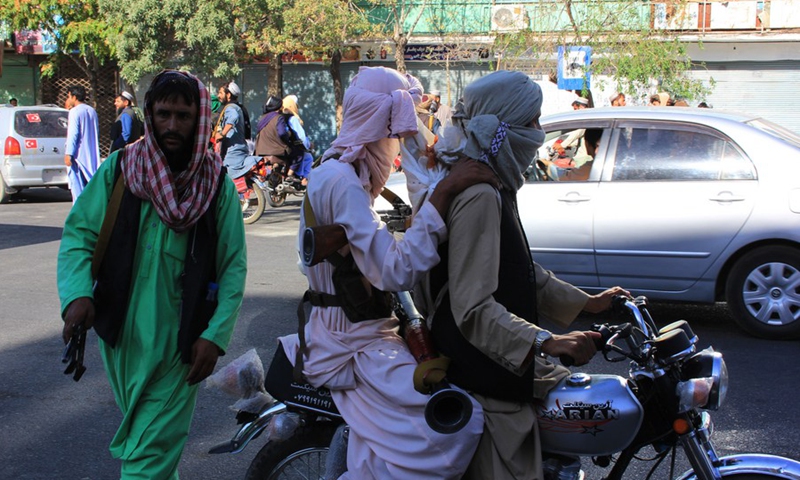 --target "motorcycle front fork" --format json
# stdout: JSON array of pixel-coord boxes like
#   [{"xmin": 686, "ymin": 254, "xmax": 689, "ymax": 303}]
[{"xmin": 678, "ymin": 412, "xmax": 722, "ymax": 480}]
